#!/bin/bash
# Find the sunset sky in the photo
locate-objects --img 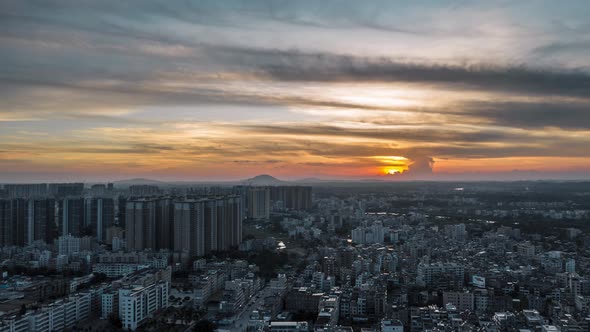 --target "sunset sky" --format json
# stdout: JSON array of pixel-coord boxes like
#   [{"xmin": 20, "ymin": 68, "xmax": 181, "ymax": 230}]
[{"xmin": 1, "ymin": 1, "xmax": 590, "ymax": 182}]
